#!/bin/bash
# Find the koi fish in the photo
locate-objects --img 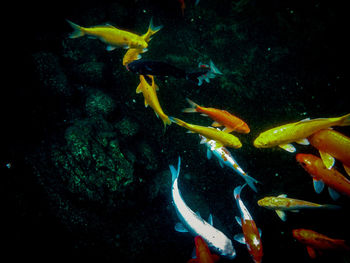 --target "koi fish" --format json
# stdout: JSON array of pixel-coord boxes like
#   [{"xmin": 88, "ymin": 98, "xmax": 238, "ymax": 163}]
[
  {"xmin": 169, "ymin": 117, "xmax": 242, "ymax": 149},
  {"xmin": 199, "ymin": 135, "xmax": 258, "ymax": 192},
  {"xmin": 292, "ymin": 228, "xmax": 350, "ymax": 259},
  {"xmin": 183, "ymin": 99, "xmax": 250, "ymax": 133},
  {"xmin": 257, "ymin": 194, "xmax": 340, "ymax": 221},
  {"xmin": 66, "ymin": 19, "xmax": 148, "ymax": 51},
  {"xmin": 253, "ymin": 113, "xmax": 350, "ymax": 152},
  {"xmin": 296, "ymin": 153, "xmax": 350, "ymax": 200},
  {"xmin": 188, "ymin": 236, "xmax": 220, "ymax": 263},
  {"xmin": 169, "ymin": 157, "xmax": 236, "ymax": 259},
  {"xmin": 196, "ymin": 61, "xmax": 223, "ymax": 86},
  {"xmin": 136, "ymin": 75, "xmax": 171, "ymax": 128},
  {"xmin": 123, "ymin": 18, "xmax": 163, "ymax": 66},
  {"xmin": 308, "ymin": 129, "xmax": 350, "ymax": 175},
  {"xmin": 233, "ymin": 184, "xmax": 263, "ymax": 263},
  {"xmin": 127, "ymin": 59, "xmax": 222, "ymax": 86}
]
